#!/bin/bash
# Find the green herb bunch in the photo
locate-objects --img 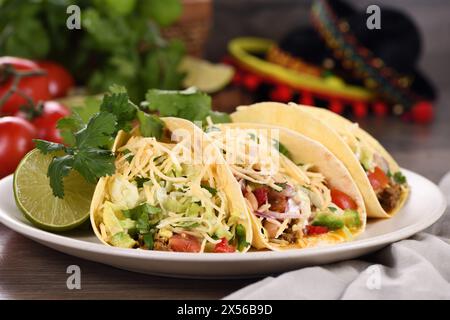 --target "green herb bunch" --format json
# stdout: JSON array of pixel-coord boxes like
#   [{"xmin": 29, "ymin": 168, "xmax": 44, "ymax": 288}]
[{"xmin": 0, "ymin": 0, "xmax": 185, "ymax": 101}]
